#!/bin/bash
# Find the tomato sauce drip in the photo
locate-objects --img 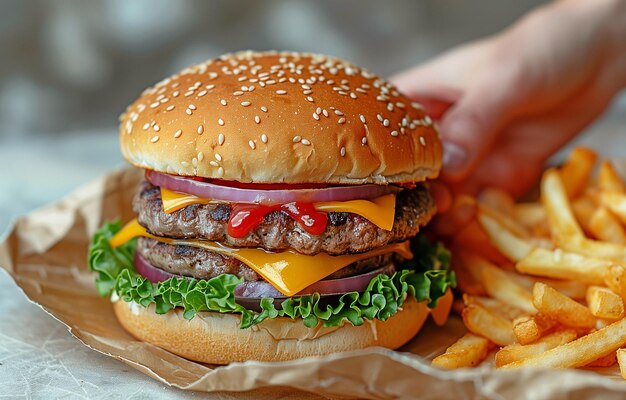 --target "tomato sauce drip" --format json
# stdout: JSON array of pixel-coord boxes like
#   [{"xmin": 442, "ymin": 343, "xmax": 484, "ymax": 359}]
[{"xmin": 228, "ymin": 202, "xmax": 328, "ymax": 238}]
